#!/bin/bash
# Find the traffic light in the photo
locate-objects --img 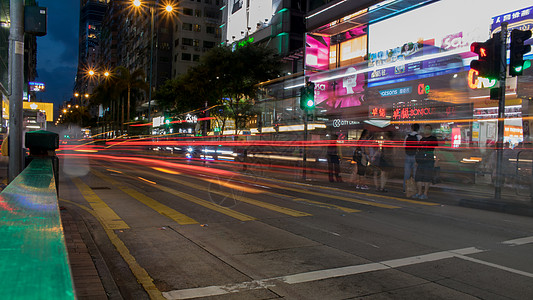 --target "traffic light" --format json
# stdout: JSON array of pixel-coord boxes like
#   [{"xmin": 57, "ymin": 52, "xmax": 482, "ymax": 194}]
[
  {"xmin": 509, "ymin": 29, "xmax": 532, "ymax": 76},
  {"xmin": 470, "ymin": 33, "xmax": 501, "ymax": 79},
  {"xmin": 300, "ymin": 82, "xmax": 315, "ymax": 110}
]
